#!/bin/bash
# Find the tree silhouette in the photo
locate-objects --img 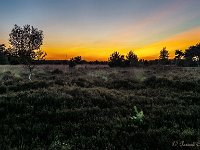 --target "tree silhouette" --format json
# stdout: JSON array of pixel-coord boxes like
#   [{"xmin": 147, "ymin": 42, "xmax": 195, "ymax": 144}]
[
  {"xmin": 9, "ymin": 24, "xmax": 46, "ymax": 80},
  {"xmin": 125, "ymin": 50, "xmax": 138, "ymax": 66},
  {"xmin": 0, "ymin": 44, "xmax": 6, "ymax": 51},
  {"xmin": 184, "ymin": 43, "xmax": 200, "ymax": 67},
  {"xmin": 159, "ymin": 47, "xmax": 169, "ymax": 64},
  {"xmin": 68, "ymin": 56, "xmax": 82, "ymax": 68},
  {"xmin": 74, "ymin": 56, "xmax": 82, "ymax": 64},
  {"xmin": 174, "ymin": 50, "xmax": 184, "ymax": 66},
  {"xmin": 108, "ymin": 51, "xmax": 124, "ymax": 67},
  {"xmin": 0, "ymin": 44, "xmax": 8, "ymax": 64},
  {"xmin": 175, "ymin": 50, "xmax": 184, "ymax": 60}
]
